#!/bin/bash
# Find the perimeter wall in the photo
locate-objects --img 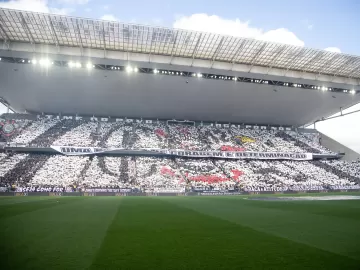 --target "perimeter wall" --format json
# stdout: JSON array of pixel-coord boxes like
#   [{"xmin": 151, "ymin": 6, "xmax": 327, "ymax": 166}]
[
  {"xmin": 1, "ymin": 189, "xmax": 359, "ymax": 197},
  {"xmin": 319, "ymin": 132, "xmax": 360, "ymax": 161}
]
